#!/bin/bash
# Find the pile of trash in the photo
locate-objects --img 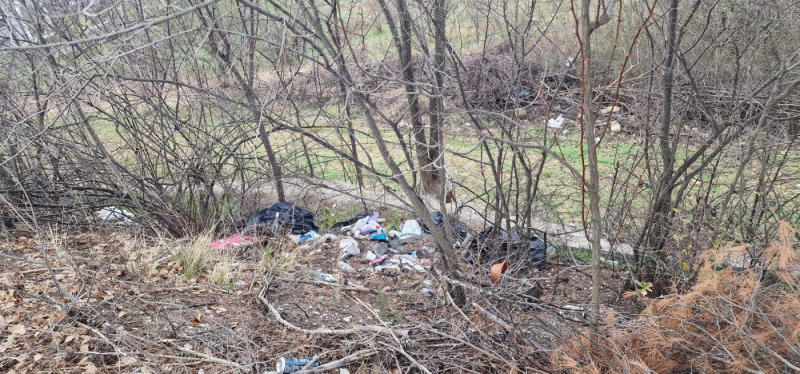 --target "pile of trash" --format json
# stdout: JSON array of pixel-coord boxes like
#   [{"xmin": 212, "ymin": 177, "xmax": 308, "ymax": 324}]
[
  {"xmin": 464, "ymin": 227, "xmax": 547, "ymax": 270},
  {"xmin": 331, "ymin": 211, "xmax": 434, "ymax": 275},
  {"xmin": 208, "ymin": 202, "xmax": 548, "ymax": 283}
]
